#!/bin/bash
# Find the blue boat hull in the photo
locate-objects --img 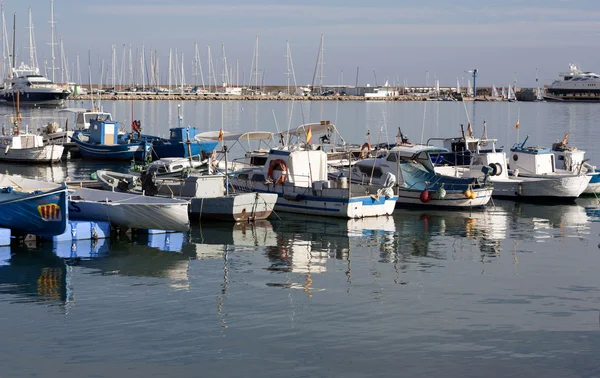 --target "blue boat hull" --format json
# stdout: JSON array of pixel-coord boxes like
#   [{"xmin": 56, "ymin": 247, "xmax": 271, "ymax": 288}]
[
  {"xmin": 150, "ymin": 141, "xmax": 218, "ymax": 159},
  {"xmin": 0, "ymin": 185, "xmax": 68, "ymax": 237},
  {"xmin": 73, "ymin": 138, "xmax": 149, "ymax": 161}
]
